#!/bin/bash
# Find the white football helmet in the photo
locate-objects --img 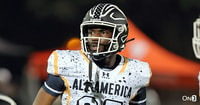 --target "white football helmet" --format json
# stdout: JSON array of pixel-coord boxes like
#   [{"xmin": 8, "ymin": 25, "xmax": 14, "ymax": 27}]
[
  {"xmin": 192, "ymin": 16, "xmax": 200, "ymax": 59},
  {"xmin": 80, "ymin": 3, "xmax": 129, "ymax": 60}
]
